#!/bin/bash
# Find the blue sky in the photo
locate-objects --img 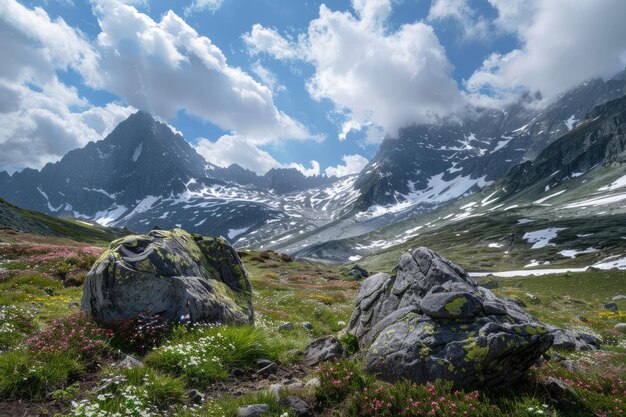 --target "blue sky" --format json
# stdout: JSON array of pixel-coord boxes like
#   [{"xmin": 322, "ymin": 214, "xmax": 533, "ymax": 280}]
[{"xmin": 1, "ymin": 0, "xmax": 626, "ymax": 176}]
